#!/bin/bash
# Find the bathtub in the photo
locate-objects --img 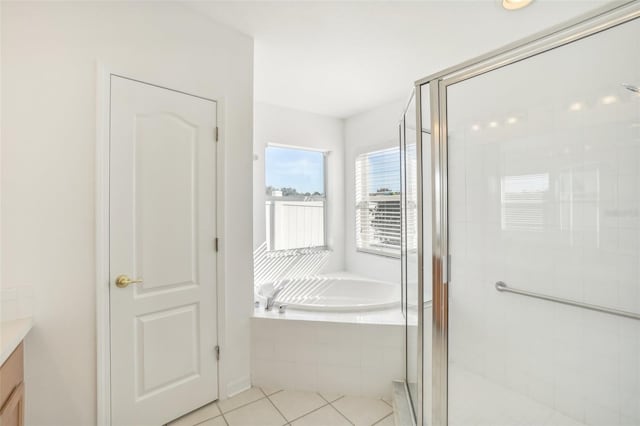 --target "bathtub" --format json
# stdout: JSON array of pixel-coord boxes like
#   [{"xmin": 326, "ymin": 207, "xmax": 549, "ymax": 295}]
[{"xmin": 256, "ymin": 275, "xmax": 400, "ymax": 312}]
